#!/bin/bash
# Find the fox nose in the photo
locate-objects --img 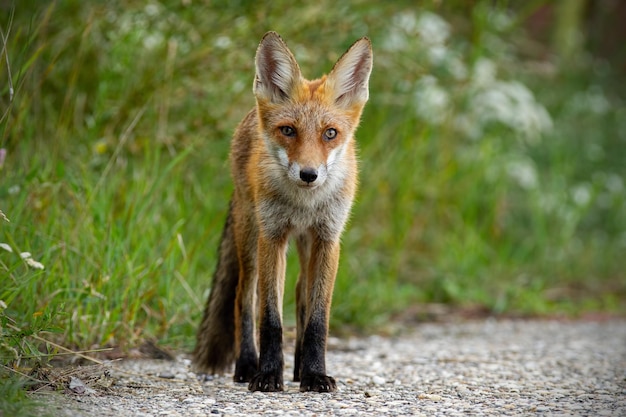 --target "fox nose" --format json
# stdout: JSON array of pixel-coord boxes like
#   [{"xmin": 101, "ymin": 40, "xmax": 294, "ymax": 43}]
[{"xmin": 299, "ymin": 168, "xmax": 318, "ymax": 183}]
